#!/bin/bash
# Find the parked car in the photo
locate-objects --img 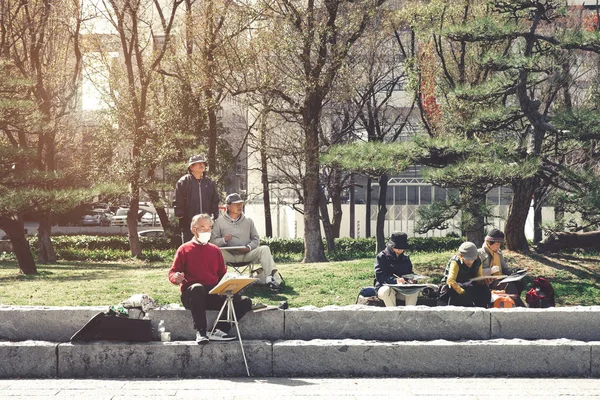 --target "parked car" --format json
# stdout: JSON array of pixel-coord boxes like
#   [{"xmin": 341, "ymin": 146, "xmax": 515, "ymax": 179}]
[
  {"xmin": 138, "ymin": 229, "xmax": 166, "ymax": 238},
  {"xmin": 81, "ymin": 210, "xmax": 112, "ymax": 227},
  {"xmin": 110, "ymin": 208, "xmax": 129, "ymax": 226},
  {"xmin": 140, "ymin": 212, "xmax": 161, "ymax": 227}
]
